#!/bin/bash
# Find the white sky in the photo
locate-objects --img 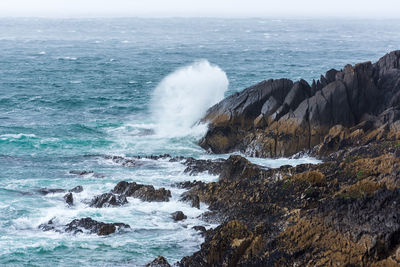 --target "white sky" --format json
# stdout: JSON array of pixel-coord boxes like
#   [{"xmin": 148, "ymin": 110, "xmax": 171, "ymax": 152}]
[{"xmin": 0, "ymin": 0, "xmax": 399, "ymax": 18}]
